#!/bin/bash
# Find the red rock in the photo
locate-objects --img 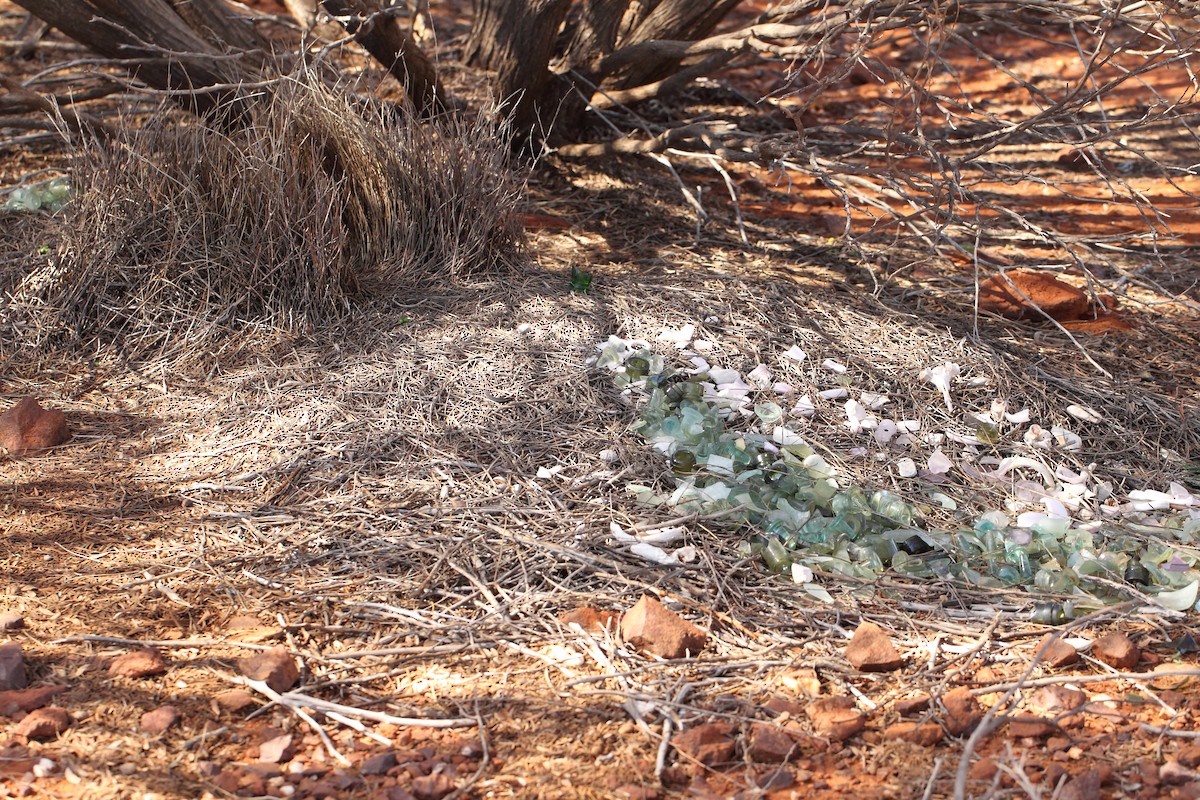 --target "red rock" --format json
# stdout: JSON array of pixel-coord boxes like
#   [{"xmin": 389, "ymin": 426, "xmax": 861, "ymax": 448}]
[
  {"xmin": 237, "ymin": 645, "xmax": 299, "ymax": 692},
  {"xmin": 559, "ymin": 606, "xmax": 619, "ymax": 635},
  {"xmin": 672, "ymin": 722, "xmax": 736, "ymax": 766},
  {"xmin": 620, "ymin": 595, "xmax": 707, "ymax": 660},
  {"xmin": 1093, "ymin": 633, "xmax": 1140, "ymax": 670},
  {"xmin": 258, "ymin": 733, "xmax": 295, "ymax": 764},
  {"xmin": 941, "ymin": 687, "xmax": 983, "ymax": 736},
  {"xmin": 384, "ymin": 789, "xmax": 417, "ymax": 800},
  {"xmin": 762, "ymin": 695, "xmax": 806, "ymax": 717},
  {"xmin": 979, "ymin": 270, "xmax": 1093, "ymax": 322},
  {"xmin": 1031, "ymin": 685, "xmax": 1086, "ymax": 714},
  {"xmin": 757, "ymin": 767, "xmax": 795, "ymax": 790},
  {"xmin": 884, "ymin": 722, "xmax": 943, "ymax": 746},
  {"xmin": 615, "ymin": 786, "xmax": 659, "ymax": 800},
  {"xmin": 843, "ymin": 621, "xmax": 905, "ymax": 672},
  {"xmin": 970, "ymin": 757, "xmax": 999, "ymax": 782},
  {"xmin": 894, "ymin": 694, "xmax": 931, "ymax": 715},
  {"xmin": 518, "ymin": 212, "xmax": 571, "ymax": 231},
  {"xmin": 1058, "ymin": 768, "xmax": 1104, "ymax": 800},
  {"xmin": 0, "ymin": 642, "xmax": 28, "ymax": 691},
  {"xmin": 1161, "ymin": 761, "xmax": 1196, "ymax": 786},
  {"xmin": 0, "ymin": 398, "xmax": 69, "ymax": 455},
  {"xmin": 15, "ymin": 707, "xmax": 70, "ymax": 739},
  {"xmin": 746, "ymin": 723, "xmax": 799, "ymax": 763},
  {"xmin": 0, "ymin": 685, "xmax": 67, "ymax": 717},
  {"xmin": 1006, "ymin": 717, "xmax": 1057, "ymax": 738},
  {"xmin": 109, "ymin": 649, "xmax": 167, "ymax": 679},
  {"xmin": 361, "ymin": 751, "xmax": 397, "ymax": 775},
  {"xmin": 224, "ymin": 615, "xmax": 282, "ymax": 643},
  {"xmin": 139, "ymin": 705, "xmax": 179, "ymax": 734},
  {"xmin": 1036, "ymin": 633, "xmax": 1079, "ymax": 668},
  {"xmin": 212, "ymin": 769, "xmax": 240, "ymax": 793},
  {"xmin": 805, "ymin": 696, "xmax": 866, "ymax": 741},
  {"xmin": 1178, "ymin": 744, "xmax": 1200, "ymax": 769},
  {"xmin": 411, "ymin": 772, "xmax": 457, "ymax": 800},
  {"xmin": 213, "ymin": 689, "xmax": 256, "ymax": 712}
]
